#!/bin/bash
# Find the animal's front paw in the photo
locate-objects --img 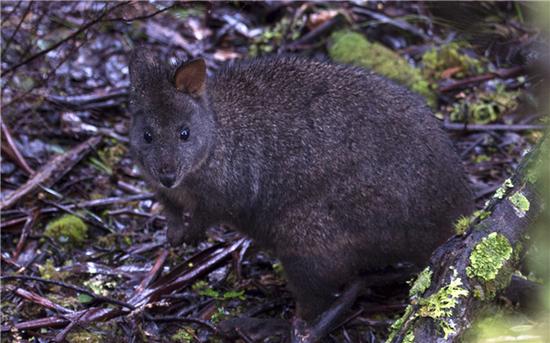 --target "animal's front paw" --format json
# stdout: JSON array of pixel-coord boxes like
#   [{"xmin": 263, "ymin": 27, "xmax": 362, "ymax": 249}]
[{"xmin": 166, "ymin": 213, "xmax": 204, "ymax": 247}]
